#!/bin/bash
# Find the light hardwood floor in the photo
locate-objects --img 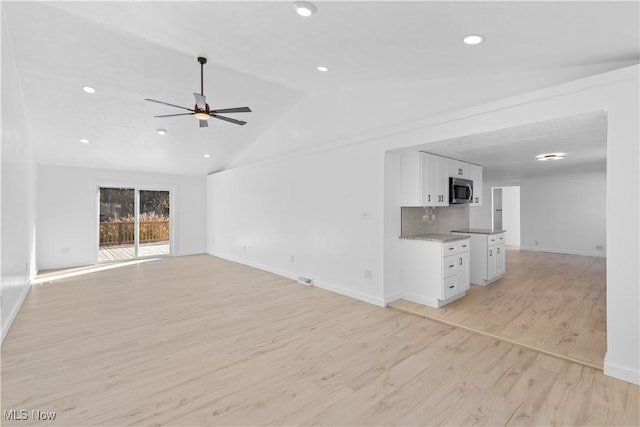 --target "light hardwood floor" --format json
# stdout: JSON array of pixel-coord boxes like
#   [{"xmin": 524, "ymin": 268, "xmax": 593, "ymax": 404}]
[
  {"xmin": 2, "ymin": 254, "xmax": 637, "ymax": 426},
  {"xmin": 389, "ymin": 248, "xmax": 607, "ymax": 369}
]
